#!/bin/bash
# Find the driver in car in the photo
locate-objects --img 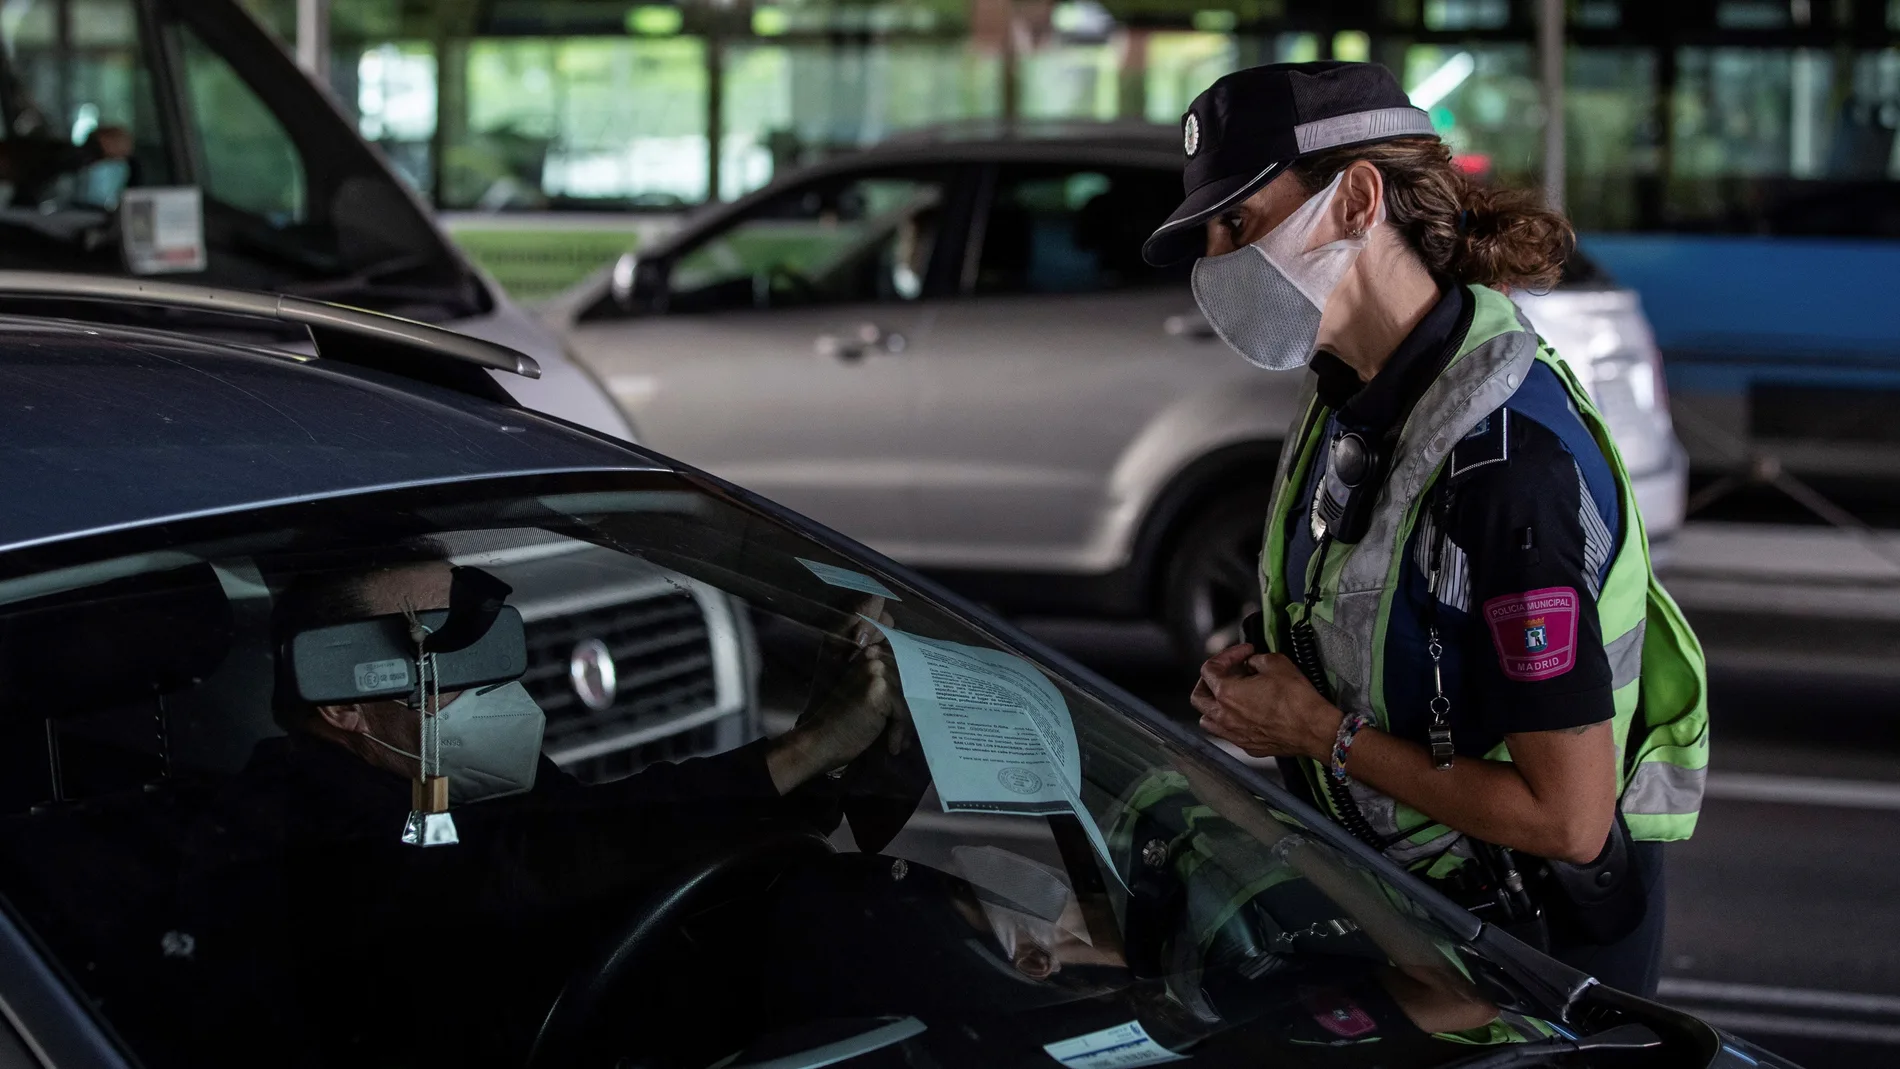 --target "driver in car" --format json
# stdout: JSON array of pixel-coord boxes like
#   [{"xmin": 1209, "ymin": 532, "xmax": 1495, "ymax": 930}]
[{"xmin": 171, "ymin": 544, "xmax": 908, "ymax": 1069}]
